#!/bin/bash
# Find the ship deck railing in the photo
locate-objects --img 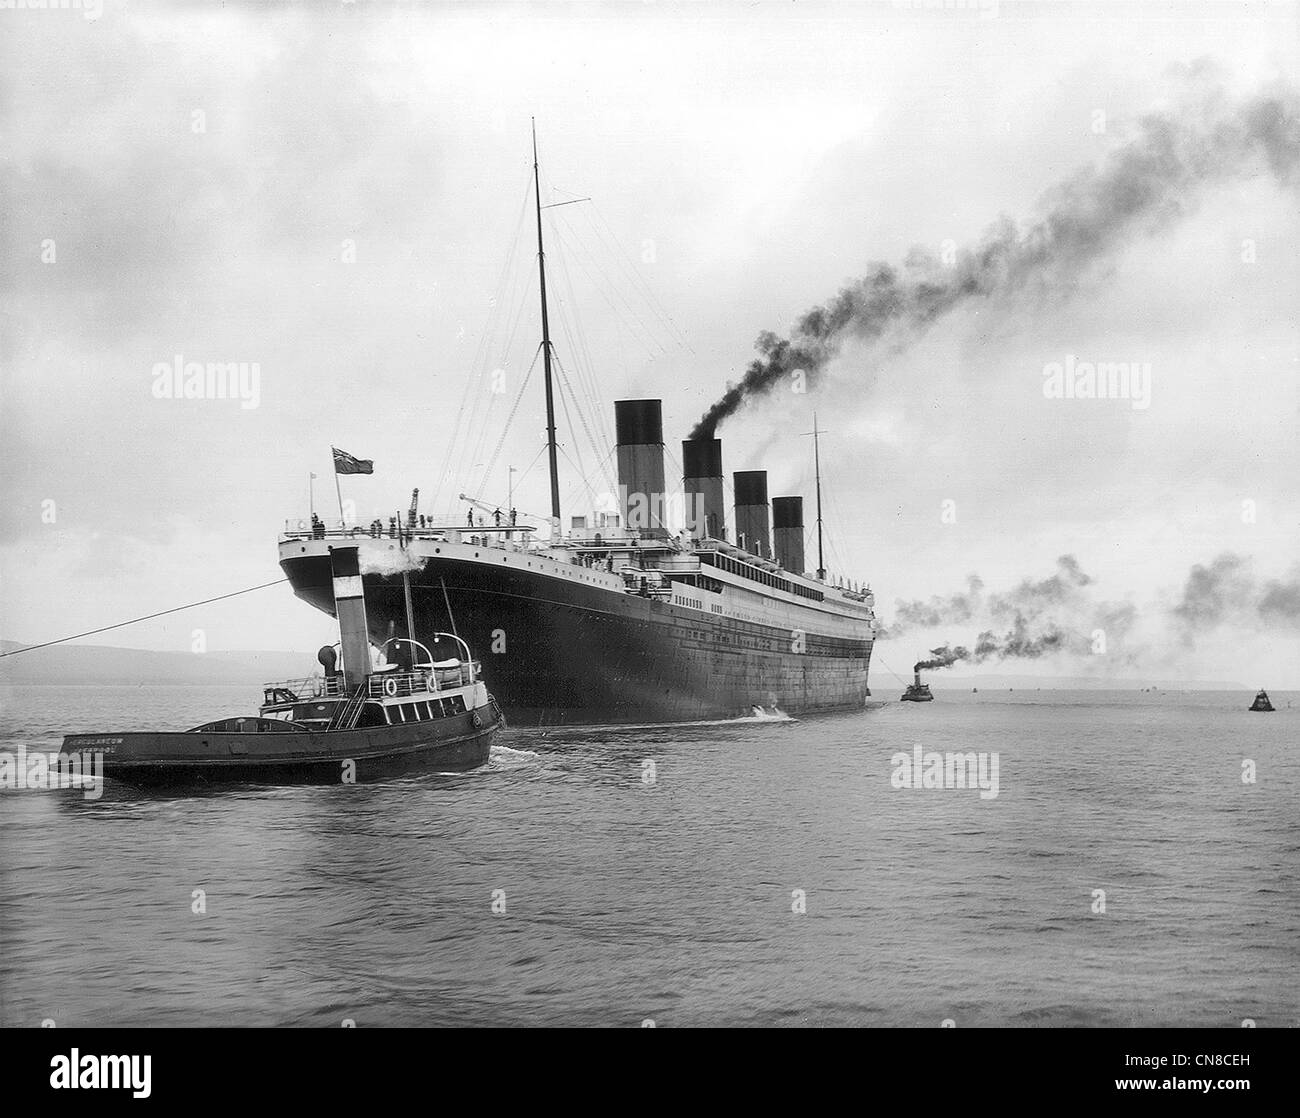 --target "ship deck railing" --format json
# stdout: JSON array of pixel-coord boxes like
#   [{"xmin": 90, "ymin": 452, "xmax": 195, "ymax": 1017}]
[
  {"xmin": 280, "ymin": 519, "xmax": 539, "ymax": 546},
  {"xmin": 366, "ymin": 662, "xmax": 480, "ymax": 698},
  {"xmin": 280, "ymin": 519, "xmax": 684, "ymax": 563},
  {"xmin": 262, "ymin": 675, "xmax": 347, "ymax": 702}
]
